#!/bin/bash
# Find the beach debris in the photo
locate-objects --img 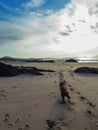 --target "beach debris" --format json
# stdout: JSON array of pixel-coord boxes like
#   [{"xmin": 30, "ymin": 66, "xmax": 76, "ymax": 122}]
[{"xmin": 46, "ymin": 120, "xmax": 56, "ymax": 128}]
